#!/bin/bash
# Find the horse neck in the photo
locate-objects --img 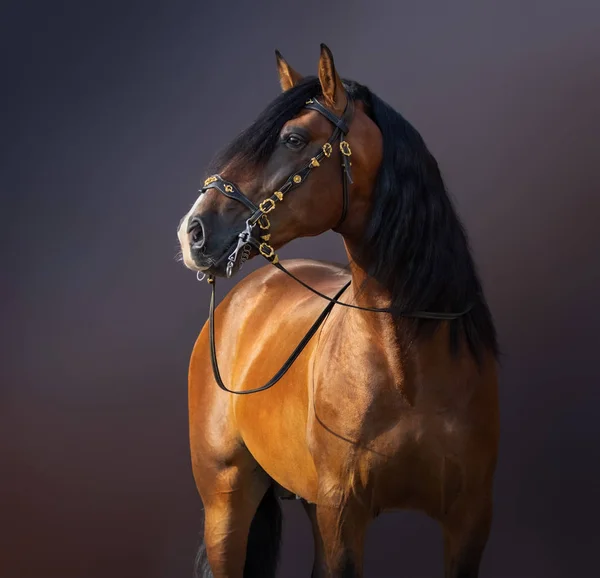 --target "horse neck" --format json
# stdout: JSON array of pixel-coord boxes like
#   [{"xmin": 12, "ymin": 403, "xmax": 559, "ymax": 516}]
[
  {"xmin": 343, "ymin": 238, "xmax": 391, "ymax": 311},
  {"xmin": 339, "ymin": 236, "xmax": 406, "ymax": 371}
]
